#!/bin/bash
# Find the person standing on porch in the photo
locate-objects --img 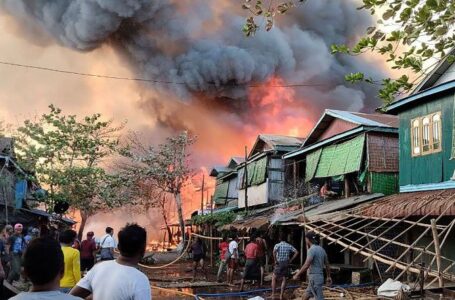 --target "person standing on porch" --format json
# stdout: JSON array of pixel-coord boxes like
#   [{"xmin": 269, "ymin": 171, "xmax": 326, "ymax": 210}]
[
  {"xmin": 271, "ymin": 232, "xmax": 298, "ymax": 300},
  {"xmin": 293, "ymin": 231, "xmax": 331, "ymax": 300}
]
